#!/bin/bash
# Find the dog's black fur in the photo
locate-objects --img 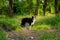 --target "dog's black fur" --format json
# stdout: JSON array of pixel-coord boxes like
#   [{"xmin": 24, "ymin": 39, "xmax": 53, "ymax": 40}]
[{"xmin": 21, "ymin": 16, "xmax": 36, "ymax": 27}]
